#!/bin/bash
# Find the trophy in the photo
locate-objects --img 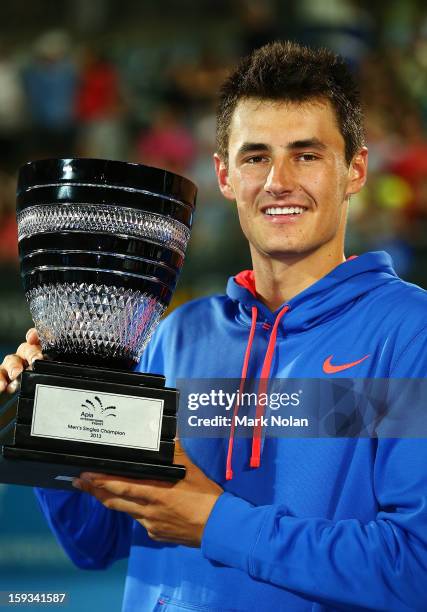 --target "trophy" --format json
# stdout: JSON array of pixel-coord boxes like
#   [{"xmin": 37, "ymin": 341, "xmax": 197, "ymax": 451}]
[{"xmin": 0, "ymin": 158, "xmax": 196, "ymax": 489}]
